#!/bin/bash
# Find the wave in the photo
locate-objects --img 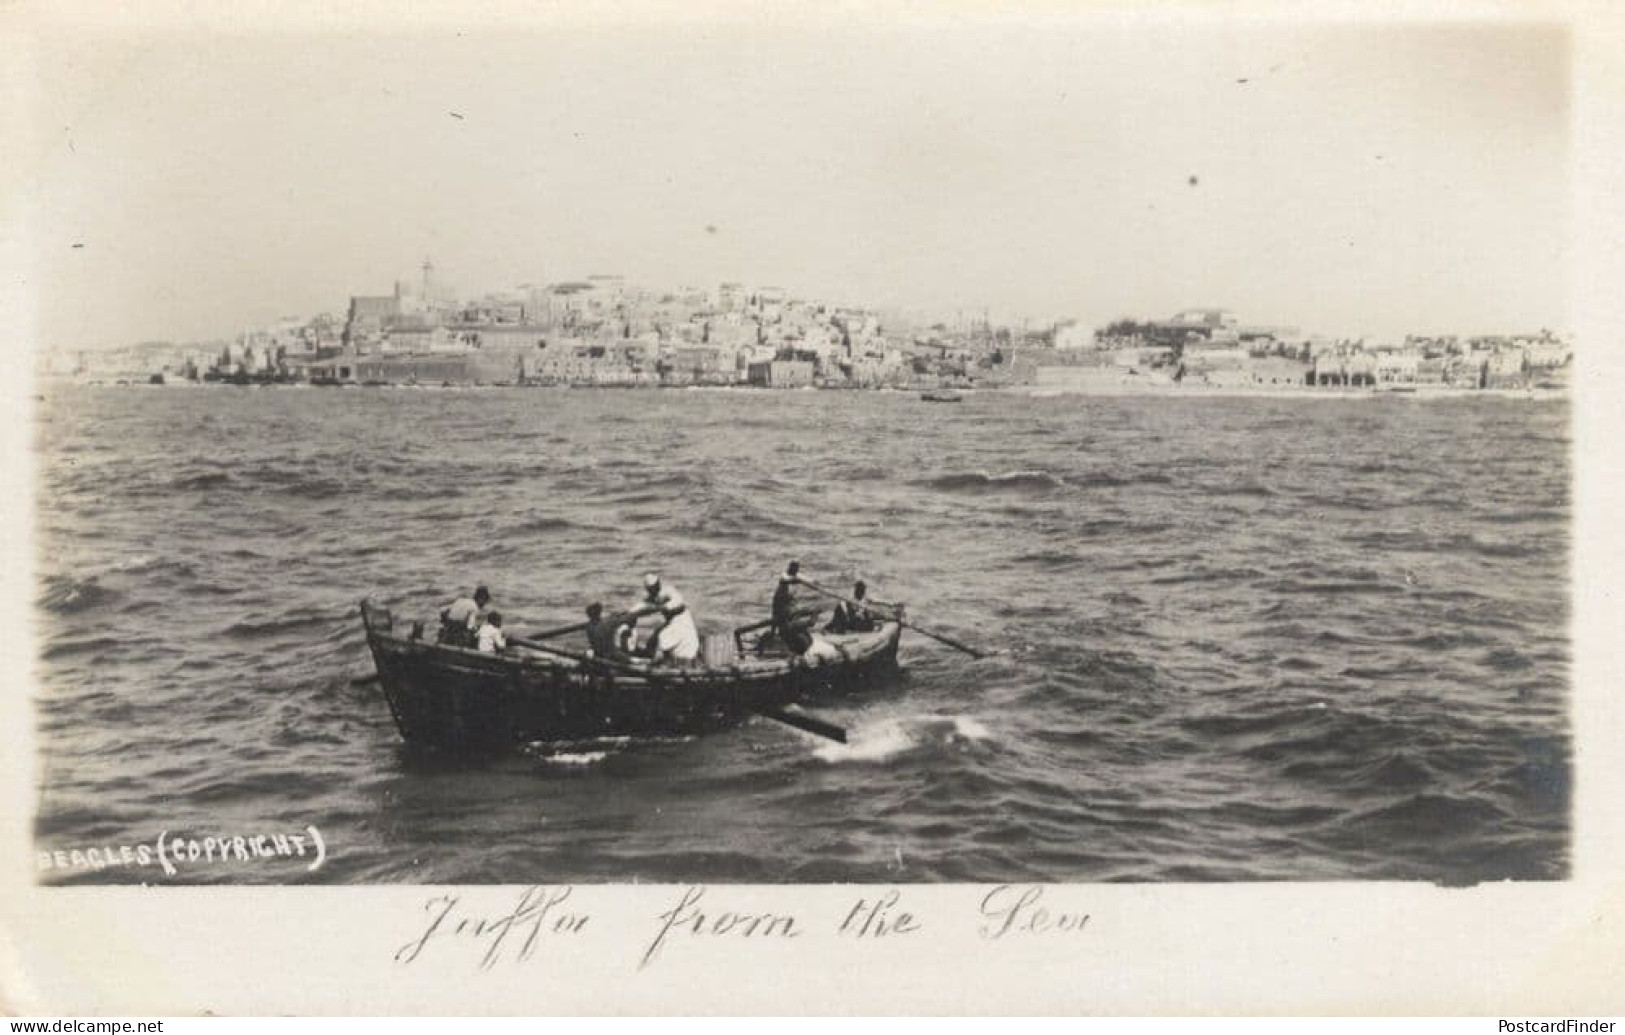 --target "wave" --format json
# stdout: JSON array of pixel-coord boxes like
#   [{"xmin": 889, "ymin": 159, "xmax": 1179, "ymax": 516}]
[
  {"xmin": 500, "ymin": 515, "xmax": 587, "ymax": 536},
  {"xmin": 222, "ymin": 610, "xmax": 347, "ymax": 640},
  {"xmin": 1338, "ymin": 792, "xmax": 1512, "ymax": 842},
  {"xmin": 664, "ymin": 493, "xmax": 820, "ymax": 540},
  {"xmin": 837, "ymin": 465, "xmax": 893, "ymax": 482},
  {"xmin": 378, "ymin": 485, "xmax": 464, "ymax": 501},
  {"xmin": 1010, "ymin": 549, "xmax": 1084, "ymax": 571},
  {"xmin": 1205, "ymin": 482, "xmax": 1276, "ymax": 498},
  {"xmin": 1261, "ymin": 578, "xmax": 1405, "ymax": 597},
  {"xmin": 1463, "ymin": 536, "xmax": 1533, "ymax": 560},
  {"xmin": 172, "ymin": 472, "xmax": 234, "ymax": 491},
  {"xmin": 41, "ymin": 634, "xmax": 131, "ymax": 660},
  {"xmin": 1482, "ymin": 647, "xmax": 1534, "ymax": 672},
  {"xmin": 921, "ymin": 470, "xmax": 1068, "ymax": 495},
  {"xmin": 1066, "ymin": 471, "xmax": 1167, "ymax": 489},
  {"xmin": 39, "ymin": 575, "xmax": 120, "ymax": 615},
  {"xmin": 1147, "ymin": 566, "xmax": 1264, "ymax": 586}
]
